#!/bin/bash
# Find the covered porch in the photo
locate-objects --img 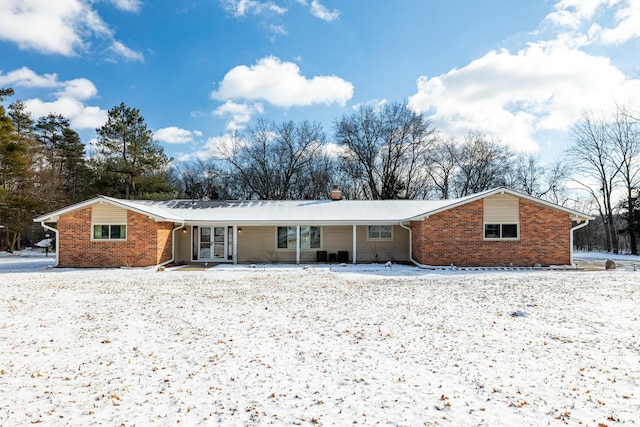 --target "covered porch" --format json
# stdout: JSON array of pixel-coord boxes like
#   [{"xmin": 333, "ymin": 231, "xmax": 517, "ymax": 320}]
[{"xmin": 173, "ymin": 224, "xmax": 410, "ymax": 265}]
